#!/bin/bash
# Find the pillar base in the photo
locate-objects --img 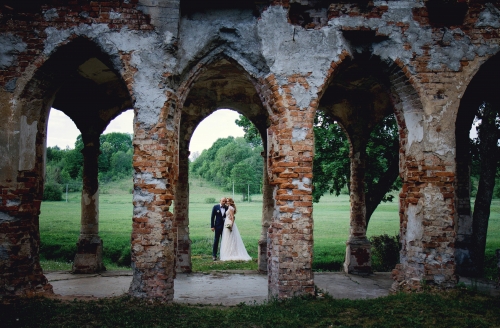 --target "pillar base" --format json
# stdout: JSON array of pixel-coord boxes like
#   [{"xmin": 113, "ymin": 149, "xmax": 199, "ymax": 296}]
[
  {"xmin": 72, "ymin": 235, "xmax": 105, "ymax": 274},
  {"xmin": 344, "ymin": 237, "xmax": 372, "ymax": 275},
  {"xmin": 390, "ymin": 263, "xmax": 459, "ymax": 293},
  {"xmin": 258, "ymin": 238, "xmax": 267, "ymax": 273},
  {"xmin": 175, "ymin": 239, "xmax": 192, "ymax": 273}
]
